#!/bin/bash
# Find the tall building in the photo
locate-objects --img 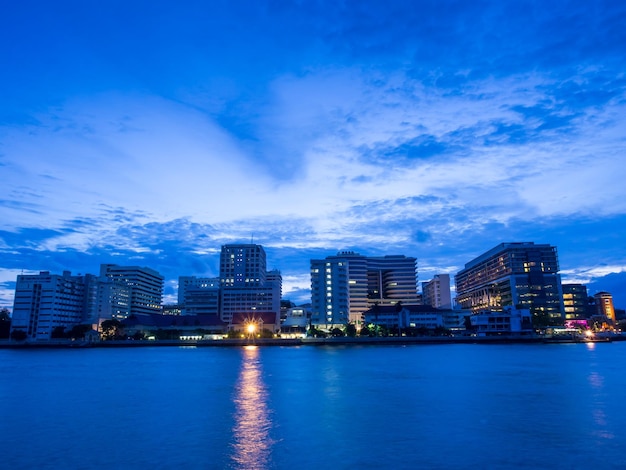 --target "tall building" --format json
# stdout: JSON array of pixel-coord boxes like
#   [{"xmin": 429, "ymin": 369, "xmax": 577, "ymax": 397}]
[
  {"xmin": 422, "ymin": 274, "xmax": 452, "ymax": 309},
  {"xmin": 594, "ymin": 291, "xmax": 615, "ymax": 322},
  {"xmin": 310, "ymin": 252, "xmax": 418, "ymax": 328},
  {"xmin": 455, "ymin": 242, "xmax": 564, "ymax": 322},
  {"xmin": 219, "ymin": 244, "xmax": 282, "ymax": 331},
  {"xmin": 562, "ymin": 283, "xmax": 589, "ymax": 321},
  {"xmin": 11, "ymin": 271, "xmax": 86, "ymax": 340},
  {"xmin": 100, "ymin": 264, "xmax": 164, "ymax": 316}
]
